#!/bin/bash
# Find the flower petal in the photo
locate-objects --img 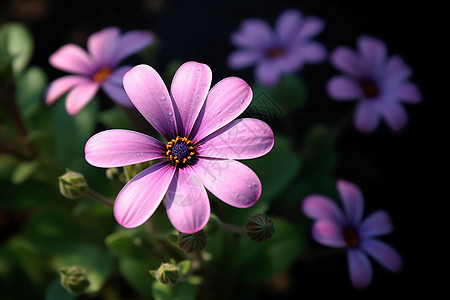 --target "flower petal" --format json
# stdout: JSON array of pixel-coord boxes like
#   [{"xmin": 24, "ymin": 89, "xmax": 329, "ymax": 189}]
[
  {"xmin": 297, "ymin": 17, "xmax": 324, "ymax": 40},
  {"xmin": 395, "ymin": 82, "xmax": 422, "ymax": 104},
  {"xmin": 327, "ymin": 76, "xmax": 361, "ymax": 100},
  {"xmin": 170, "ymin": 62, "xmax": 212, "ymax": 138},
  {"xmin": 85, "ymin": 129, "xmax": 166, "ymax": 168},
  {"xmin": 165, "ymin": 167, "xmax": 210, "ymax": 233},
  {"xmin": 386, "ymin": 56, "xmax": 412, "ymax": 81},
  {"xmin": 114, "ymin": 162, "xmax": 175, "ymax": 228},
  {"xmin": 358, "ymin": 36, "xmax": 387, "ymax": 75},
  {"xmin": 337, "ymin": 180, "xmax": 364, "ymax": 226},
  {"xmin": 227, "ymin": 50, "xmax": 262, "ymax": 69},
  {"xmin": 192, "ymin": 158, "xmax": 261, "ymax": 208},
  {"xmin": 348, "ymin": 249, "xmax": 373, "ymax": 289},
  {"xmin": 103, "ymin": 65, "xmax": 133, "ymax": 106},
  {"xmin": 255, "ymin": 60, "xmax": 282, "ymax": 86},
  {"xmin": 231, "ymin": 19, "xmax": 273, "ymax": 49},
  {"xmin": 87, "ymin": 27, "xmax": 120, "ymax": 67},
  {"xmin": 110, "ymin": 30, "xmax": 155, "ymax": 66},
  {"xmin": 311, "ymin": 220, "xmax": 346, "ymax": 247},
  {"xmin": 297, "ymin": 42, "xmax": 327, "ymax": 63},
  {"xmin": 381, "ymin": 101, "xmax": 408, "ymax": 133},
  {"xmin": 198, "ymin": 118, "xmax": 274, "ymax": 160},
  {"xmin": 191, "ymin": 77, "xmax": 253, "ymax": 142},
  {"xmin": 65, "ymin": 80, "xmax": 99, "ymax": 115},
  {"xmin": 49, "ymin": 44, "xmax": 94, "ymax": 75},
  {"xmin": 302, "ymin": 195, "xmax": 345, "ymax": 225},
  {"xmin": 45, "ymin": 75, "xmax": 87, "ymax": 105},
  {"xmin": 361, "ymin": 239, "xmax": 402, "ymax": 272},
  {"xmin": 354, "ymin": 101, "xmax": 380, "ymax": 133},
  {"xmin": 275, "ymin": 9, "xmax": 303, "ymax": 45},
  {"xmin": 359, "ymin": 211, "xmax": 393, "ymax": 238},
  {"xmin": 123, "ymin": 64, "xmax": 176, "ymax": 140},
  {"xmin": 331, "ymin": 46, "xmax": 362, "ymax": 77}
]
